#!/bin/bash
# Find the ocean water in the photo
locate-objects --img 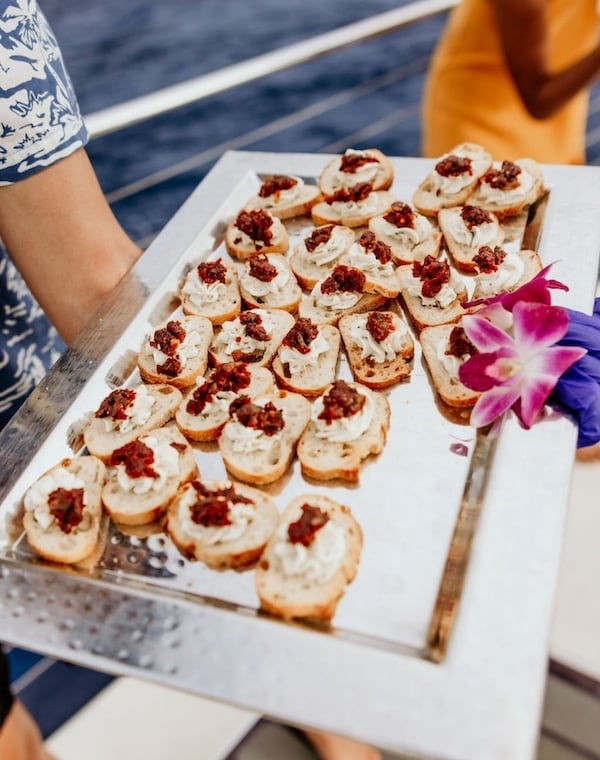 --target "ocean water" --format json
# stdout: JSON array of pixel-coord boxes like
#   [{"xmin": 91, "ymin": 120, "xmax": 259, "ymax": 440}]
[{"xmin": 41, "ymin": 0, "xmax": 445, "ymax": 242}]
